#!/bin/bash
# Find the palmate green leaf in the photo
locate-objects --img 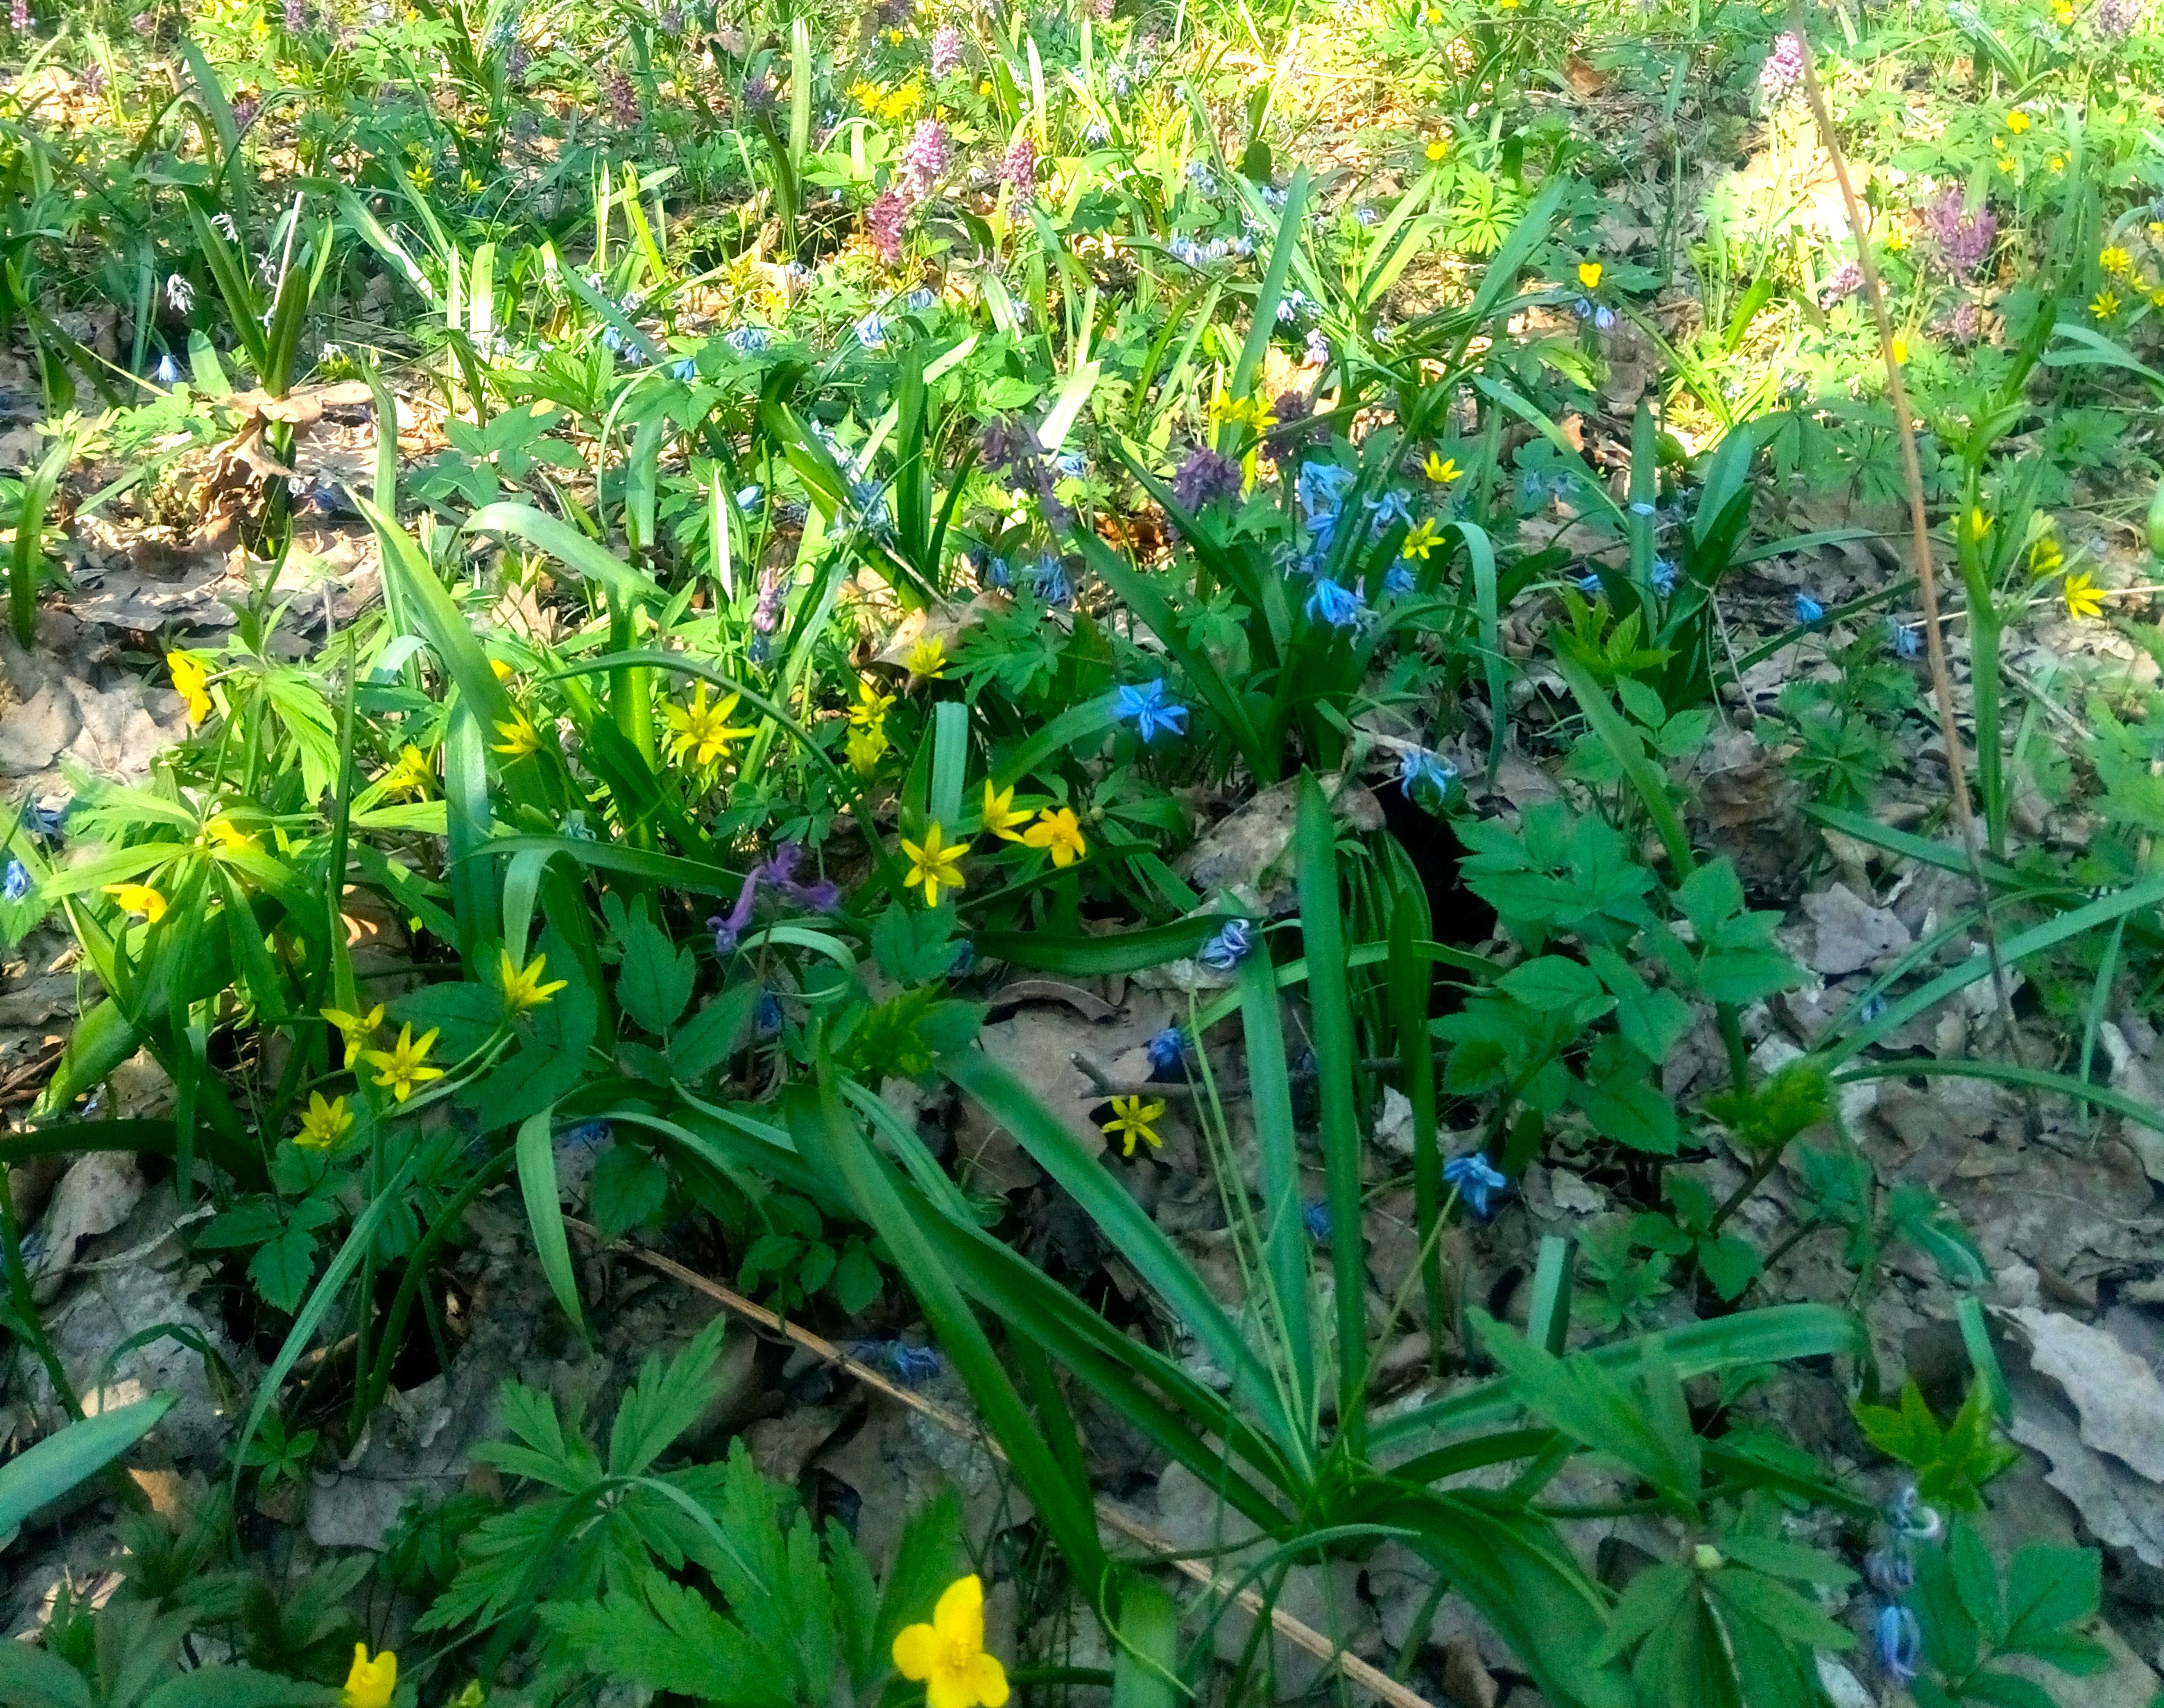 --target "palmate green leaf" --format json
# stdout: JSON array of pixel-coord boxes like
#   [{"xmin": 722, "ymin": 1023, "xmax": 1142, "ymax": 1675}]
[
  {"xmin": 1701, "ymin": 1564, "xmax": 1854, "ymax": 1653},
  {"xmin": 608, "ymin": 1318, "xmax": 728, "ymax": 1478},
  {"xmin": 2001, "ymin": 1542, "xmax": 2102, "ymax": 1657},
  {"xmin": 542, "ymin": 1569, "xmax": 778, "ymax": 1707},
  {"xmin": 1954, "ymin": 1669, "xmax": 2071, "ymax": 1708},
  {"xmin": 617, "ymin": 902, "xmax": 696, "ymax": 1035},
  {"xmin": 1475, "ymin": 1315, "xmax": 1699, "ymax": 1506},
  {"xmin": 1588, "ymin": 1563, "xmax": 1692, "ymax": 1664}
]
